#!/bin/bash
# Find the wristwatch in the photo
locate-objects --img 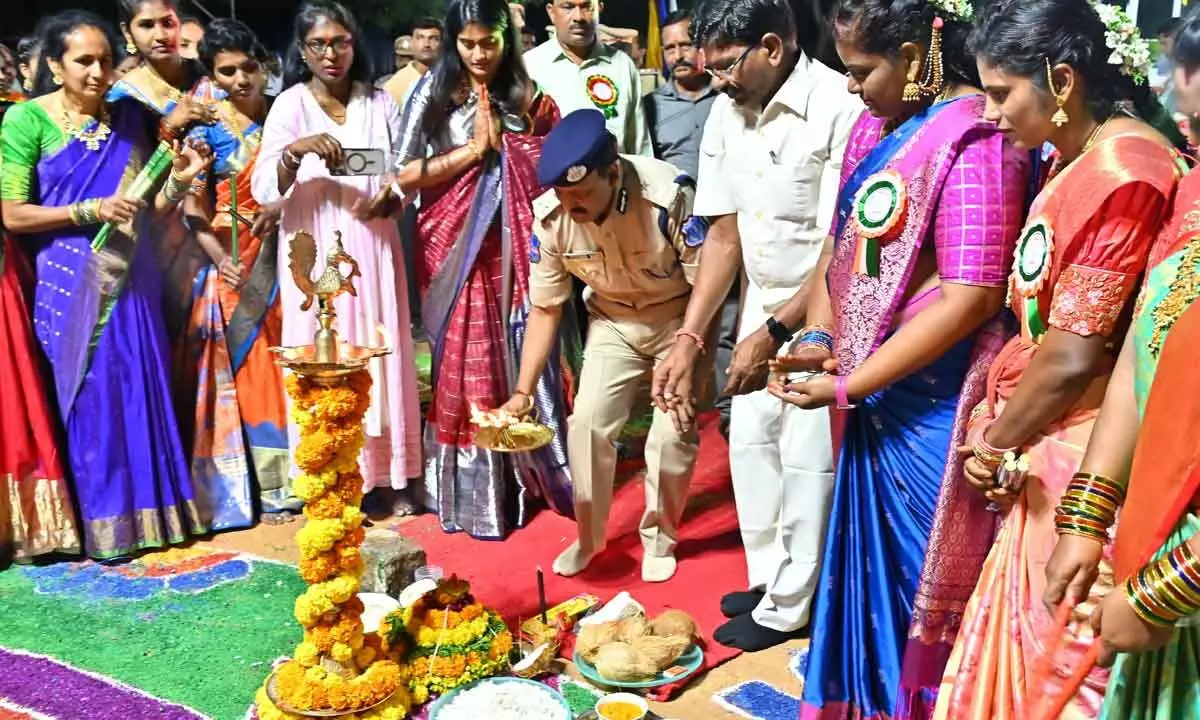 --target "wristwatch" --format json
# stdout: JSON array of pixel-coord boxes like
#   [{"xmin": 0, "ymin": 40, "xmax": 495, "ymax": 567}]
[{"xmin": 765, "ymin": 316, "xmax": 794, "ymax": 345}]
